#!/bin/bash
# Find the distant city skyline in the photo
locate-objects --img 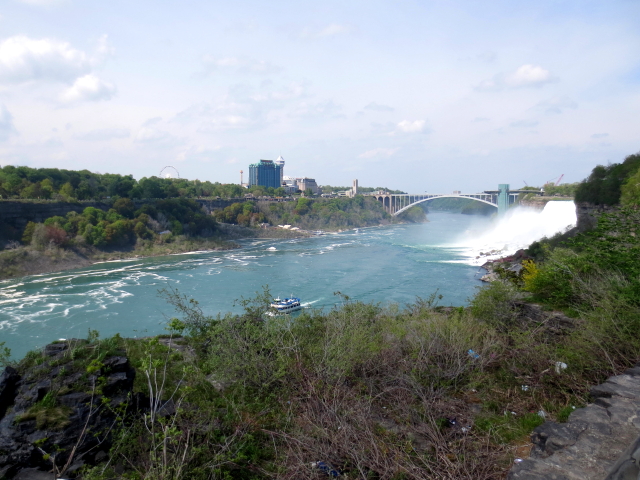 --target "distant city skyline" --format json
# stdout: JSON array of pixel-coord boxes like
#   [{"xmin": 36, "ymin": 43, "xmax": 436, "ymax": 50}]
[{"xmin": 0, "ymin": 0, "xmax": 638, "ymax": 192}]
